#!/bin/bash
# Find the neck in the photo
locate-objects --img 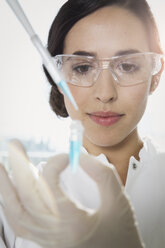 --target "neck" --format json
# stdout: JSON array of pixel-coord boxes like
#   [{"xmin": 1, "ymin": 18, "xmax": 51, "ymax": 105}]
[{"xmin": 83, "ymin": 129, "xmax": 143, "ymax": 185}]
